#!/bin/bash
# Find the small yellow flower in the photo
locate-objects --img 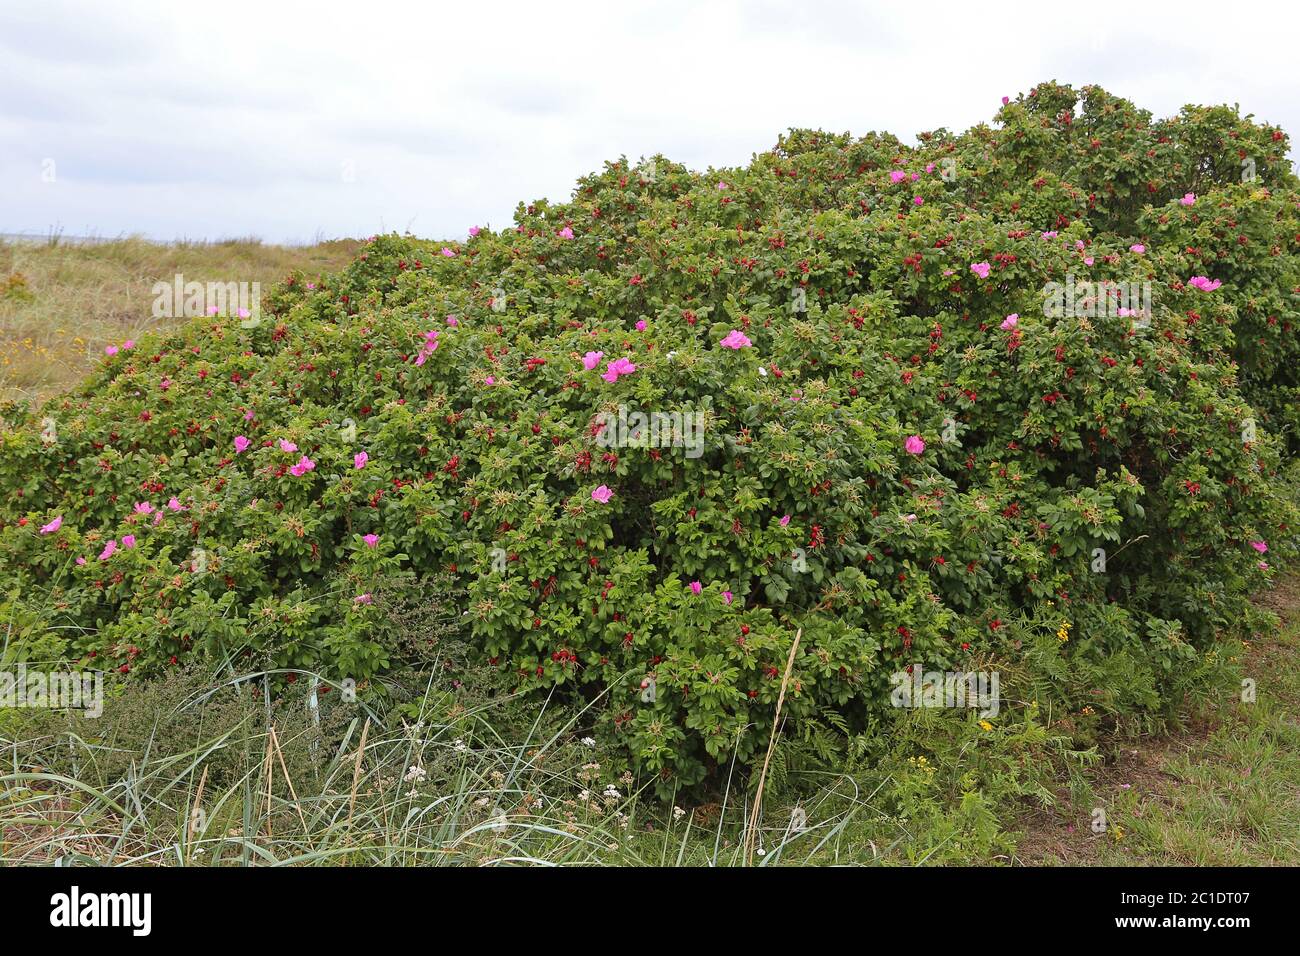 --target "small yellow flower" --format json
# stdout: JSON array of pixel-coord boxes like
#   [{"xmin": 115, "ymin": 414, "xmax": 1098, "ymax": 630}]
[{"xmin": 979, "ymin": 719, "xmax": 993, "ymax": 731}]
